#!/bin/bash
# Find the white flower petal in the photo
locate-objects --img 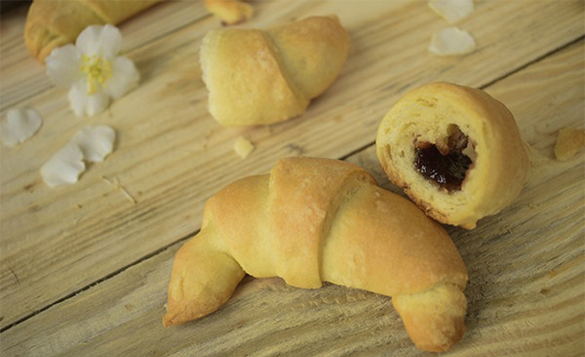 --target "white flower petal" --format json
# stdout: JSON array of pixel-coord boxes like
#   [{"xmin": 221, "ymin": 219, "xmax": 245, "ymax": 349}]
[
  {"xmin": 68, "ymin": 81, "xmax": 87, "ymax": 117},
  {"xmin": 72, "ymin": 125, "xmax": 116, "ymax": 162},
  {"xmin": 41, "ymin": 143, "xmax": 86, "ymax": 187},
  {"xmin": 429, "ymin": 27, "xmax": 476, "ymax": 56},
  {"xmin": 76, "ymin": 24, "xmax": 122, "ymax": 58},
  {"xmin": 1, "ymin": 108, "xmax": 43, "ymax": 147},
  {"xmin": 104, "ymin": 56, "xmax": 140, "ymax": 99},
  {"xmin": 86, "ymin": 92, "xmax": 110, "ymax": 116},
  {"xmin": 428, "ymin": 0, "xmax": 474, "ymax": 23},
  {"xmin": 45, "ymin": 45, "xmax": 82, "ymax": 87},
  {"xmin": 68, "ymin": 80, "xmax": 110, "ymax": 117}
]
